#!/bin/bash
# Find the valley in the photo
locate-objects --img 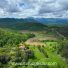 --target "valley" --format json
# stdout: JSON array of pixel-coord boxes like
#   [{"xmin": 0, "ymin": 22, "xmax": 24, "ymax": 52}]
[{"xmin": 0, "ymin": 18, "xmax": 68, "ymax": 68}]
